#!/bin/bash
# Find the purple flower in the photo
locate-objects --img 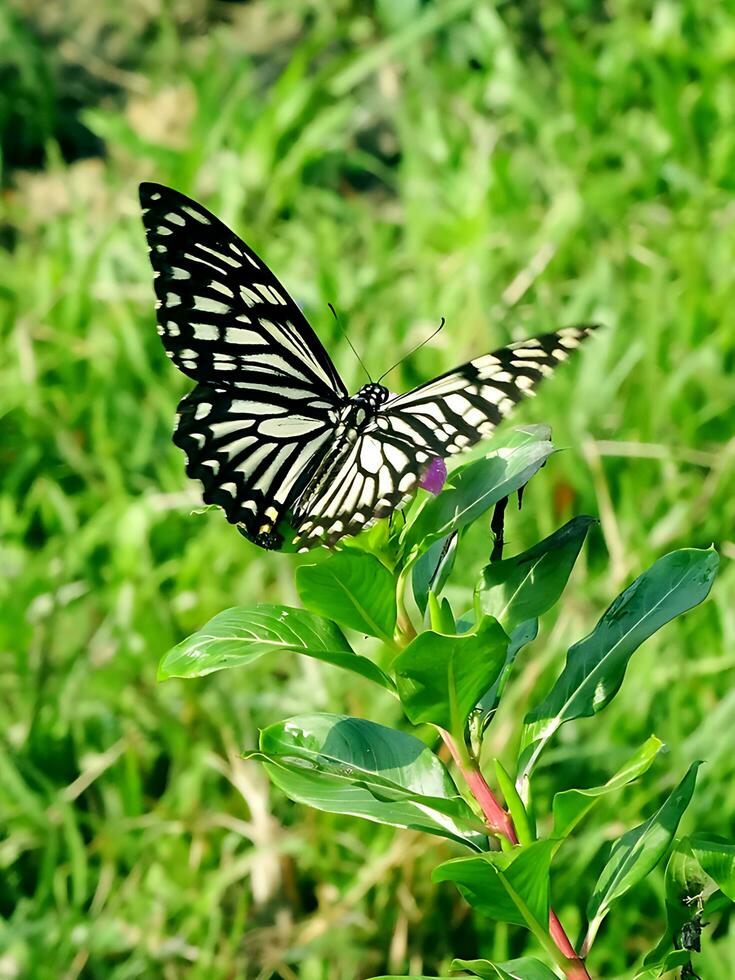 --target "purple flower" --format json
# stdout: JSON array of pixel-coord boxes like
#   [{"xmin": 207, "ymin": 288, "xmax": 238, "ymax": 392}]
[{"xmin": 420, "ymin": 457, "xmax": 447, "ymax": 495}]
